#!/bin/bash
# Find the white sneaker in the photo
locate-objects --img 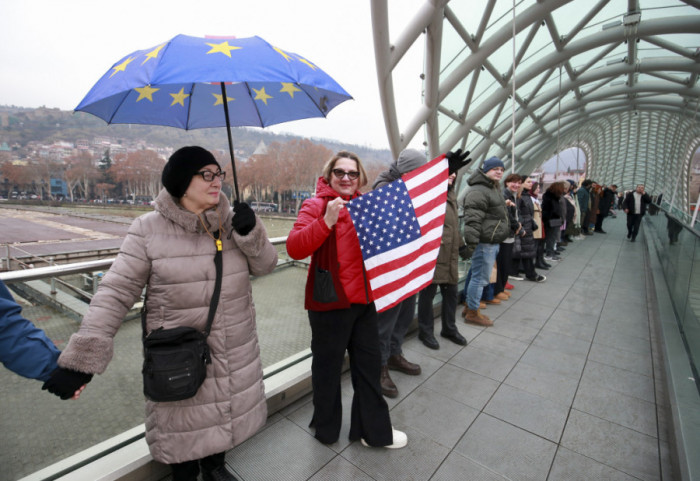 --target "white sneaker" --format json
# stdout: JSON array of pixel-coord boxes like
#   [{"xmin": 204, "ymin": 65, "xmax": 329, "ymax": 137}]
[{"xmin": 361, "ymin": 428, "xmax": 408, "ymax": 449}]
